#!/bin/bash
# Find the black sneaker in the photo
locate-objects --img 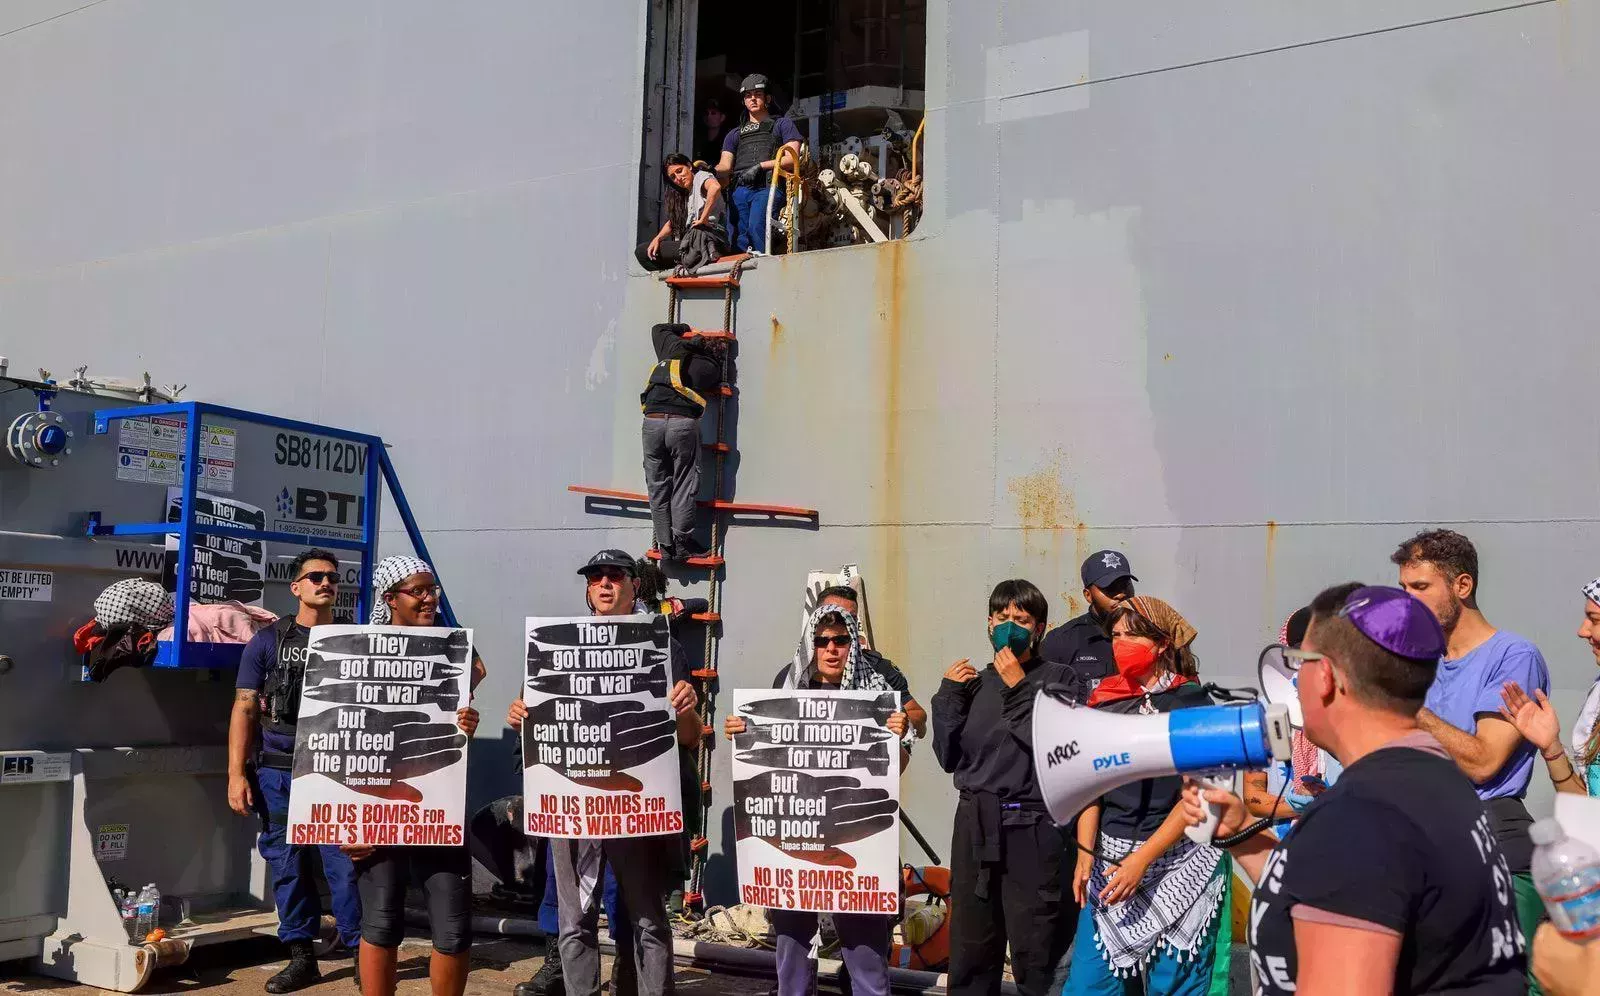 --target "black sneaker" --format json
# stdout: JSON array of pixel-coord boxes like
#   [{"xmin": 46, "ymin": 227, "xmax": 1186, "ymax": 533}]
[
  {"xmin": 514, "ymin": 956, "xmax": 564, "ymax": 996},
  {"xmin": 675, "ymin": 538, "xmax": 711, "ymax": 561},
  {"xmin": 265, "ymin": 941, "xmax": 322, "ymax": 994},
  {"xmin": 611, "ymin": 950, "xmax": 637, "ymax": 996}
]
